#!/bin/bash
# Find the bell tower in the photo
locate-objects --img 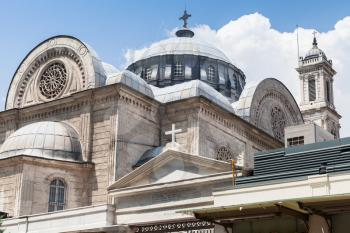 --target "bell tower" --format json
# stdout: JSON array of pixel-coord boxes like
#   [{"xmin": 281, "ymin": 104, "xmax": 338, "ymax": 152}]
[{"xmin": 296, "ymin": 33, "xmax": 341, "ymax": 138}]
